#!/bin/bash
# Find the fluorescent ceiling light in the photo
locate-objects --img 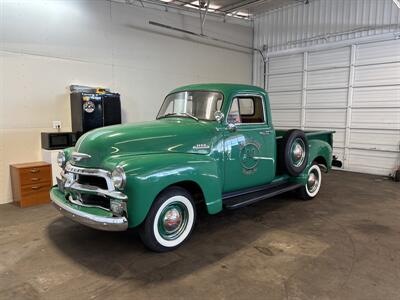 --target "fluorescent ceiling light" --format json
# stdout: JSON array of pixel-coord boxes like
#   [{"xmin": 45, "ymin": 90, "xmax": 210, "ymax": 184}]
[
  {"xmin": 160, "ymin": 0, "xmax": 173, "ymax": 2},
  {"xmin": 393, "ymin": 0, "xmax": 400, "ymax": 8}
]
